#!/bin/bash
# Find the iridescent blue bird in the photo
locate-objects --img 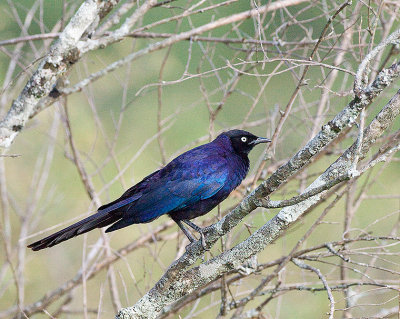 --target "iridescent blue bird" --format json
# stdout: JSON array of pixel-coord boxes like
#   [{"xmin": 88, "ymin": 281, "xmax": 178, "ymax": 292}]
[{"xmin": 28, "ymin": 130, "xmax": 270, "ymax": 251}]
